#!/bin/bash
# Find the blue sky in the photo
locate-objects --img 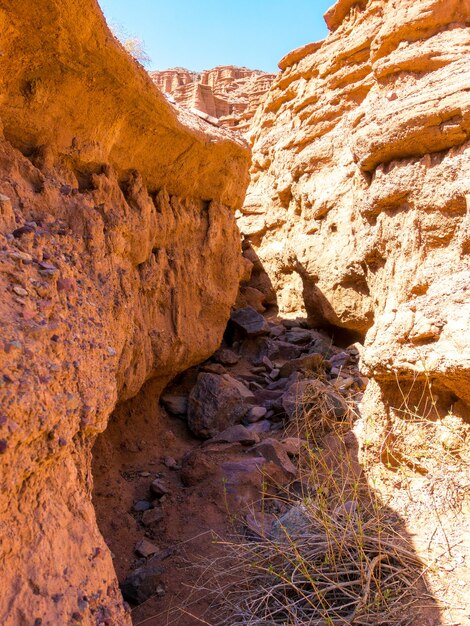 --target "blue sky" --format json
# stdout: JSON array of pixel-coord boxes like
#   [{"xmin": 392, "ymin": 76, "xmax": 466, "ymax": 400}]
[{"xmin": 98, "ymin": 0, "xmax": 333, "ymax": 72}]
